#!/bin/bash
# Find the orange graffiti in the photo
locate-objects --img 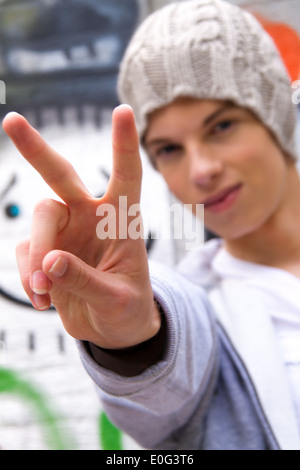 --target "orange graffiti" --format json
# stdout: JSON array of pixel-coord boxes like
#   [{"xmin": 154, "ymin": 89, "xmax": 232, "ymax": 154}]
[{"xmin": 255, "ymin": 15, "xmax": 300, "ymax": 82}]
